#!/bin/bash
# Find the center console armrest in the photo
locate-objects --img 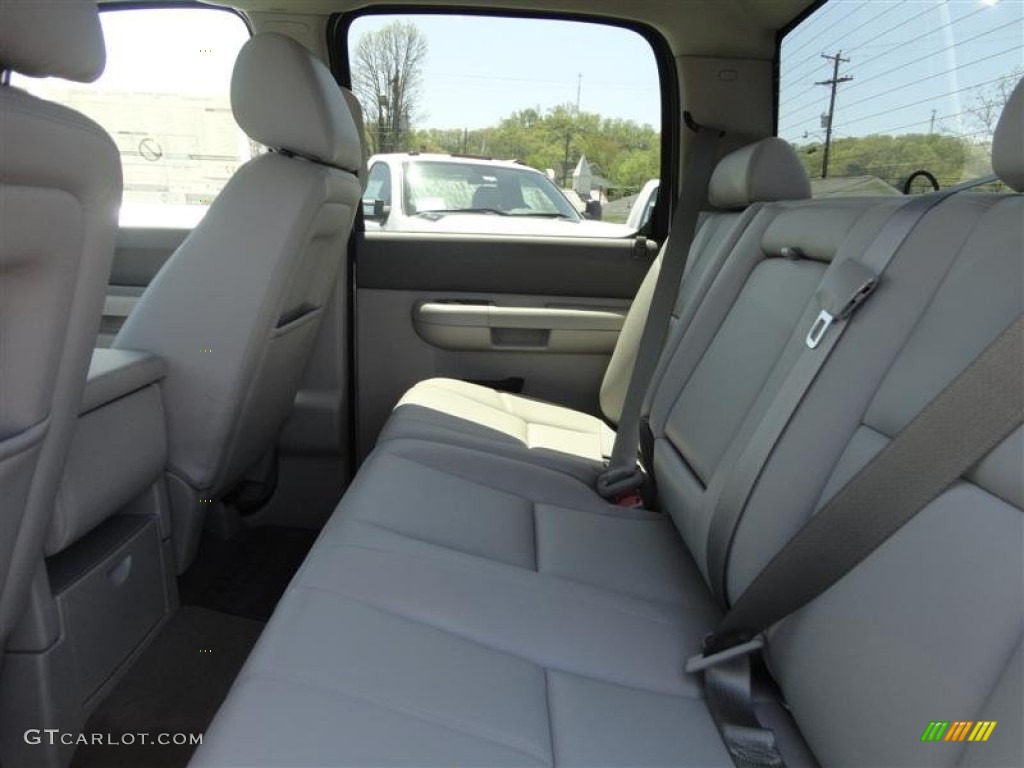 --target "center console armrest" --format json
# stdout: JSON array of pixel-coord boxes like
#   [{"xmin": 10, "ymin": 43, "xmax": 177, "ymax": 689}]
[{"xmin": 81, "ymin": 348, "xmax": 167, "ymax": 415}]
